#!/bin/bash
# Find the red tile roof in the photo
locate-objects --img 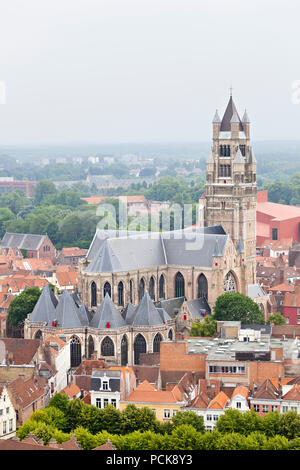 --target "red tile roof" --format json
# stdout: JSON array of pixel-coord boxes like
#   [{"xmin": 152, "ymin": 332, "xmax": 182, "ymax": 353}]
[
  {"xmin": 1, "ymin": 338, "xmax": 40, "ymax": 364},
  {"xmin": 8, "ymin": 375, "xmax": 48, "ymax": 409}
]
